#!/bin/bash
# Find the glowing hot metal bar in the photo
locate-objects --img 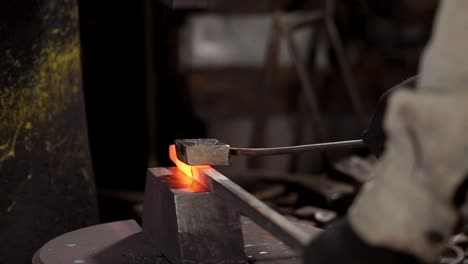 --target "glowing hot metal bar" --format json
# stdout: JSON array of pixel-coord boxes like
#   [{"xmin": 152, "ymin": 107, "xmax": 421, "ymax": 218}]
[
  {"xmin": 168, "ymin": 144, "xmax": 321, "ymax": 250},
  {"xmin": 169, "ymin": 144, "xmax": 196, "ymax": 177},
  {"xmin": 169, "ymin": 144, "xmax": 212, "ymax": 187}
]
